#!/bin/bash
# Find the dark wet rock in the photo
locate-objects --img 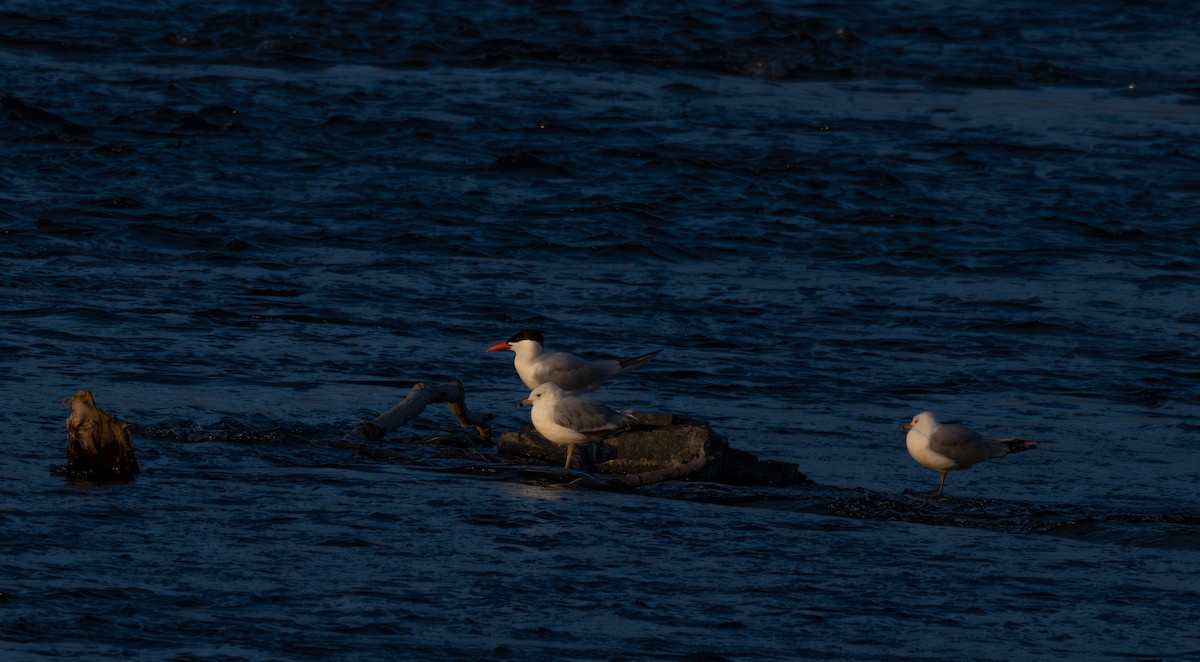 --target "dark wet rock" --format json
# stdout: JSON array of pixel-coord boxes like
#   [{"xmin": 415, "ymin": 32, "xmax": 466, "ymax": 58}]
[{"xmin": 498, "ymin": 413, "xmax": 807, "ymax": 487}]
